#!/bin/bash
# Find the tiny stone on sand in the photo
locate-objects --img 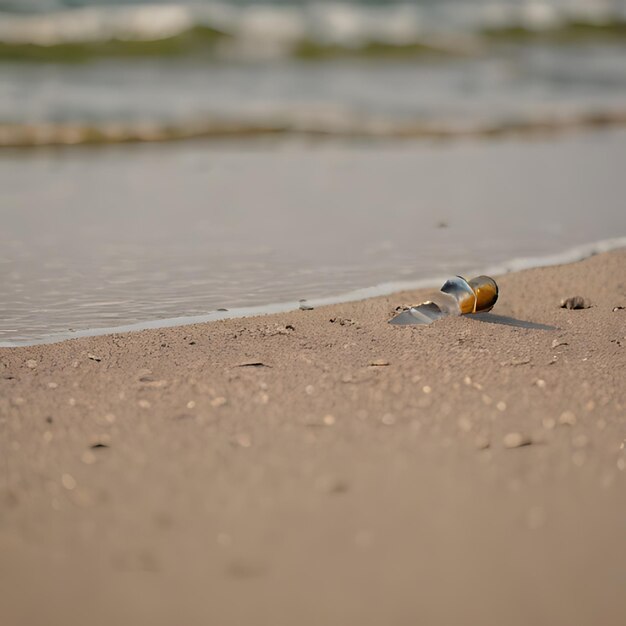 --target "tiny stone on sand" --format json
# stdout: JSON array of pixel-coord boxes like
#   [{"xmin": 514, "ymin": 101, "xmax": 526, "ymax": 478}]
[
  {"xmin": 503, "ymin": 432, "xmax": 532, "ymax": 448},
  {"xmin": 559, "ymin": 411, "xmax": 577, "ymax": 426},
  {"xmin": 560, "ymin": 296, "xmax": 590, "ymax": 309}
]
